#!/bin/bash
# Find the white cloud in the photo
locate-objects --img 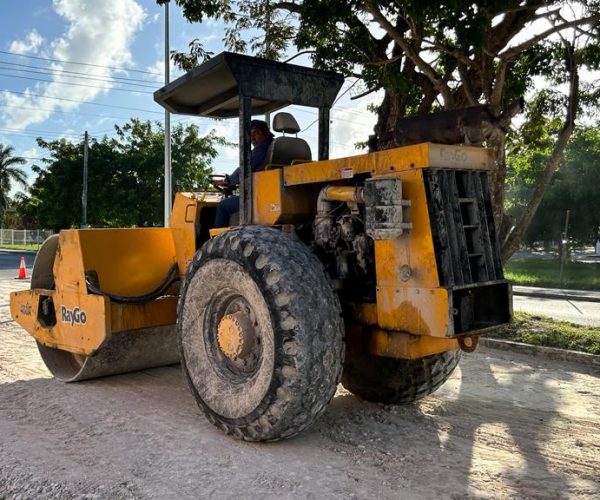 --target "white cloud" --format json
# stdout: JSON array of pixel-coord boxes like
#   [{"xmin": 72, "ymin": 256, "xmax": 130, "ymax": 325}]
[
  {"xmin": 16, "ymin": 148, "xmax": 42, "ymax": 165},
  {"xmin": 0, "ymin": 0, "xmax": 146, "ymax": 131},
  {"xmin": 10, "ymin": 147, "xmax": 41, "ymax": 192},
  {"xmin": 182, "ymin": 31, "xmax": 219, "ymax": 45},
  {"xmin": 202, "ymin": 119, "xmax": 238, "ymax": 174},
  {"xmin": 330, "ymin": 96, "xmax": 380, "ymax": 158},
  {"xmin": 171, "ymin": 117, "xmax": 238, "ymax": 175},
  {"xmin": 20, "ymin": 147, "xmax": 40, "ymax": 159},
  {"xmin": 146, "ymin": 58, "xmax": 183, "ymax": 83},
  {"xmin": 8, "ymin": 30, "xmax": 44, "ymax": 55},
  {"xmin": 83, "ymin": 116, "xmax": 114, "ymax": 134}
]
